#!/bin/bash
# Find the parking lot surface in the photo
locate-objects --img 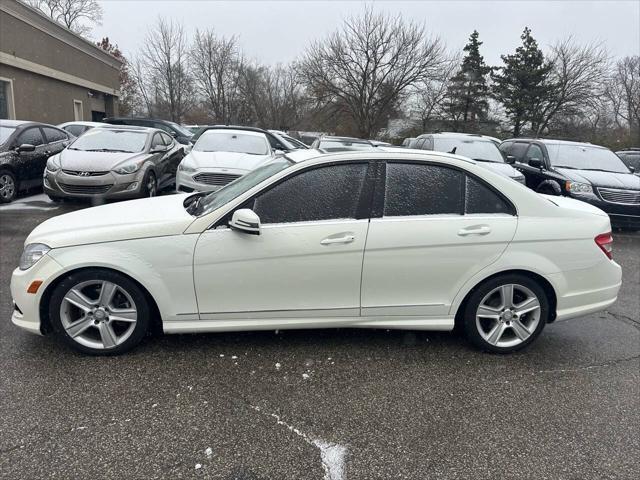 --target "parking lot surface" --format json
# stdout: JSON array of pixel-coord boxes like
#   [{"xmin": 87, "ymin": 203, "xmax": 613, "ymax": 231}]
[{"xmin": 1, "ymin": 194, "xmax": 638, "ymax": 479}]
